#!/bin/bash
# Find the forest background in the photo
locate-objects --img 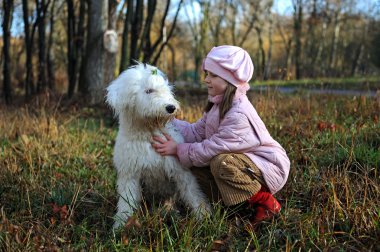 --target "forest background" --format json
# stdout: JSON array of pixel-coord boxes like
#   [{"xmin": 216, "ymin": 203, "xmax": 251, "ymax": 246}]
[{"xmin": 1, "ymin": 0, "xmax": 380, "ymax": 105}]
